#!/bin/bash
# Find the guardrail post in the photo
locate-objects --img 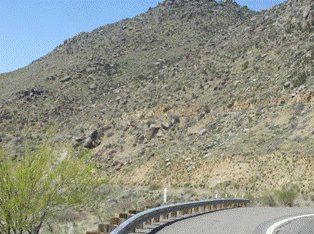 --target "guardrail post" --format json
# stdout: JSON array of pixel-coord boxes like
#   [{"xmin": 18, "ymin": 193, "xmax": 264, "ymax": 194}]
[
  {"xmin": 128, "ymin": 210, "xmax": 138, "ymax": 215},
  {"xmin": 95, "ymin": 224, "xmax": 112, "ymax": 234},
  {"xmin": 136, "ymin": 223, "xmax": 144, "ymax": 230},
  {"xmin": 98, "ymin": 224, "xmax": 105, "ymax": 233},
  {"xmin": 144, "ymin": 219, "xmax": 152, "ymax": 225},
  {"xmin": 110, "ymin": 217, "xmax": 122, "ymax": 227},
  {"xmin": 170, "ymin": 211, "xmax": 177, "ymax": 218},
  {"xmin": 119, "ymin": 213, "xmax": 129, "ymax": 220},
  {"xmin": 153, "ymin": 216, "xmax": 160, "ymax": 223},
  {"xmin": 162, "ymin": 213, "xmax": 169, "ymax": 220},
  {"xmin": 178, "ymin": 209, "xmax": 183, "ymax": 217}
]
